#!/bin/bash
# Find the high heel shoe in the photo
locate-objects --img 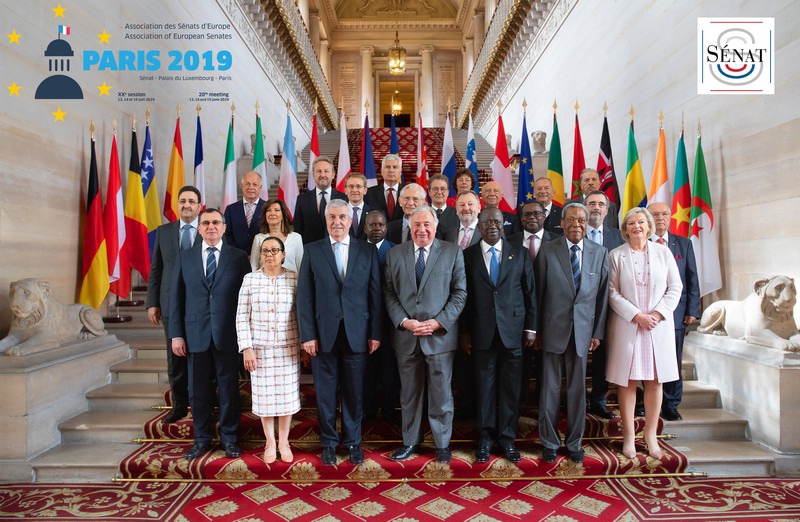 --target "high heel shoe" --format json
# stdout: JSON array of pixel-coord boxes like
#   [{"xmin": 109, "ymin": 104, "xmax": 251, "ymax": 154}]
[
  {"xmin": 647, "ymin": 442, "xmax": 663, "ymax": 460},
  {"xmin": 263, "ymin": 444, "xmax": 277, "ymax": 464},
  {"xmin": 622, "ymin": 437, "xmax": 637, "ymax": 459},
  {"xmin": 279, "ymin": 444, "xmax": 293, "ymax": 463}
]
